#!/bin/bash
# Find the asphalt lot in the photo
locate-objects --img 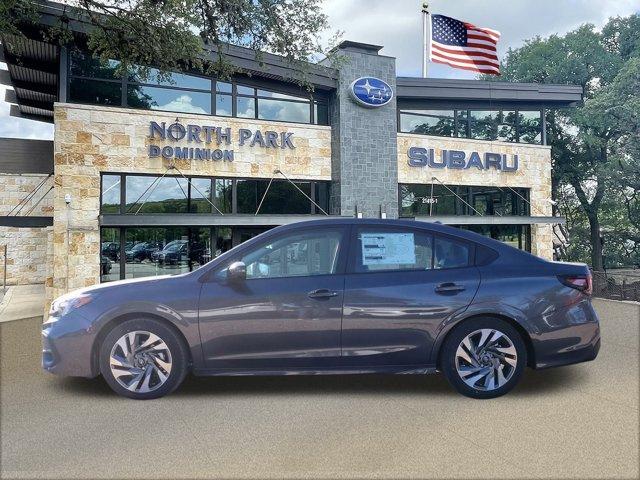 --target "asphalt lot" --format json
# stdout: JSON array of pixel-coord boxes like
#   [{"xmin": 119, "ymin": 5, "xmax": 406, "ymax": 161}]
[{"xmin": 1, "ymin": 299, "xmax": 638, "ymax": 479}]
